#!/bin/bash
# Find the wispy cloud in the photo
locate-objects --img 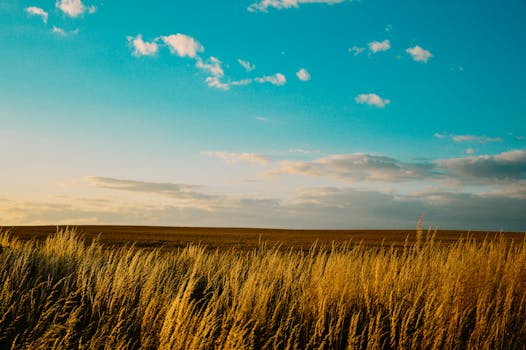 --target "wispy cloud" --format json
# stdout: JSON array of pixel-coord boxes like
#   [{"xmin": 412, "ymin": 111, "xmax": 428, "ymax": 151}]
[
  {"xmin": 127, "ymin": 34, "xmax": 159, "ymax": 57},
  {"xmin": 205, "ymin": 77, "xmax": 230, "ymax": 91},
  {"xmin": 56, "ymin": 0, "xmax": 93, "ymax": 18},
  {"xmin": 368, "ymin": 39, "xmax": 390, "ymax": 54},
  {"xmin": 203, "ymin": 152, "xmax": 270, "ymax": 165},
  {"xmin": 159, "ymin": 33, "xmax": 204, "ymax": 58},
  {"xmin": 52, "ymin": 26, "xmax": 79, "ymax": 36},
  {"xmin": 406, "ymin": 45, "xmax": 433, "ymax": 63},
  {"xmin": 348, "ymin": 46, "xmax": 365, "ymax": 56},
  {"xmin": 87, "ymin": 177, "xmax": 214, "ymax": 200},
  {"xmin": 201, "ymin": 58, "xmax": 250, "ymax": 90},
  {"xmin": 355, "ymin": 93, "xmax": 390, "ymax": 108},
  {"xmin": 230, "ymin": 79, "xmax": 253, "ymax": 86},
  {"xmin": 25, "ymin": 6, "xmax": 48, "ymax": 23},
  {"xmin": 255, "ymin": 73, "xmax": 287, "ymax": 86},
  {"xmin": 196, "ymin": 56, "xmax": 224, "ymax": 77},
  {"xmin": 288, "ymin": 148, "xmax": 321, "ymax": 154},
  {"xmin": 434, "ymin": 132, "xmax": 503, "ymax": 143},
  {"xmin": 296, "ymin": 68, "xmax": 311, "ymax": 81},
  {"xmin": 237, "ymin": 58, "xmax": 256, "ymax": 72},
  {"xmin": 451, "ymin": 134, "xmax": 502, "ymax": 143},
  {"xmin": 248, "ymin": 0, "xmax": 348, "ymax": 13}
]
